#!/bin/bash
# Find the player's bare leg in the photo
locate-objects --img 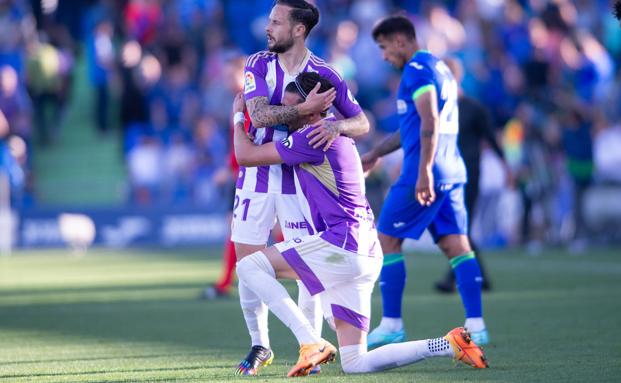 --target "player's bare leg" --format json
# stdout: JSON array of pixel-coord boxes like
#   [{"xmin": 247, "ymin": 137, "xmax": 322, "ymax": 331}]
[{"xmin": 437, "ymin": 234, "xmax": 488, "ymax": 344}]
